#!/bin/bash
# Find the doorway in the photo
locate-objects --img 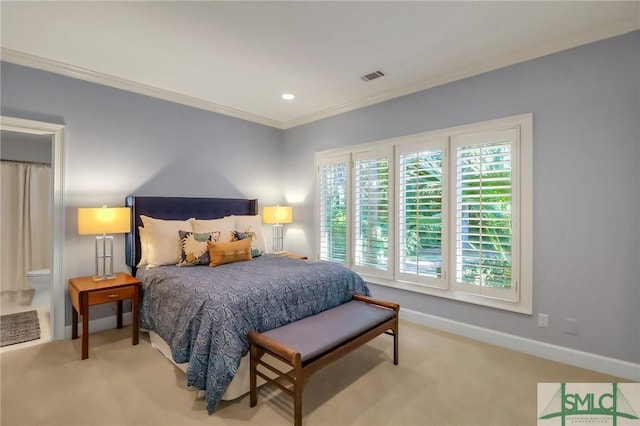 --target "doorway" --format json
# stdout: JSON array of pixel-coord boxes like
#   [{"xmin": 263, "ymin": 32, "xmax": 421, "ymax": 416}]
[
  {"xmin": 1, "ymin": 130, "xmax": 52, "ymax": 350},
  {"xmin": 0, "ymin": 117, "xmax": 65, "ymax": 342}
]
